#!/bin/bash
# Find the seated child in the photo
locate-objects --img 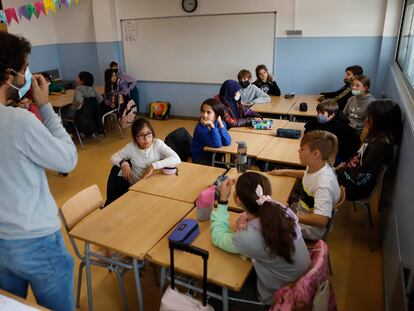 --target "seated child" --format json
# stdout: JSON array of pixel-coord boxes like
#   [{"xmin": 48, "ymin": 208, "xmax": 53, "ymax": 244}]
[
  {"xmin": 319, "ymin": 65, "xmax": 363, "ymax": 111},
  {"xmin": 337, "ymin": 100, "xmax": 402, "ymax": 200},
  {"xmin": 41, "ymin": 72, "xmax": 65, "ymax": 95},
  {"xmin": 106, "ymin": 118, "xmax": 181, "ymax": 206},
  {"xmin": 210, "ymin": 172, "xmax": 311, "ymax": 309},
  {"xmin": 269, "ymin": 131, "xmax": 340, "ymax": 241},
  {"xmin": 343, "ymin": 75, "xmax": 375, "ymax": 134},
  {"xmin": 237, "ymin": 69, "xmax": 271, "ymax": 106},
  {"xmin": 305, "ymin": 99, "xmax": 360, "ymax": 163},
  {"xmin": 215, "ymin": 79, "xmax": 262, "ymax": 128},
  {"xmin": 253, "ymin": 64, "xmax": 281, "ymax": 96},
  {"xmin": 190, "ymin": 98, "xmax": 231, "ymax": 165}
]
